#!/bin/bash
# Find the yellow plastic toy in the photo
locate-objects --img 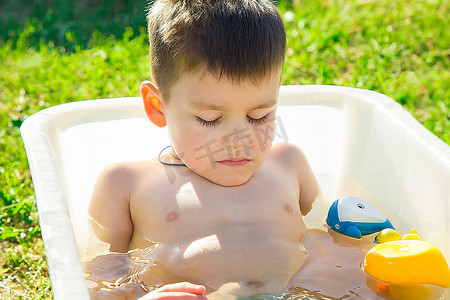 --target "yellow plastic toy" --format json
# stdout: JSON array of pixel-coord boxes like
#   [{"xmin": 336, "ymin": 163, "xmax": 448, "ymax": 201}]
[
  {"xmin": 375, "ymin": 228, "xmax": 402, "ymax": 243},
  {"xmin": 363, "ymin": 229, "xmax": 450, "ymax": 300},
  {"xmin": 402, "ymin": 229, "xmax": 422, "ymax": 241}
]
